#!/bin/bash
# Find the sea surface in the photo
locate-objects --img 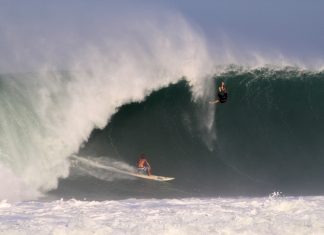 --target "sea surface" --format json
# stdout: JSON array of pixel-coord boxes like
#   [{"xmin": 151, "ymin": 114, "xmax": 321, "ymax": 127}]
[
  {"xmin": 1, "ymin": 67, "xmax": 324, "ymax": 234},
  {"xmin": 1, "ymin": 1, "xmax": 324, "ymax": 234},
  {"xmin": 1, "ymin": 194, "xmax": 324, "ymax": 234}
]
